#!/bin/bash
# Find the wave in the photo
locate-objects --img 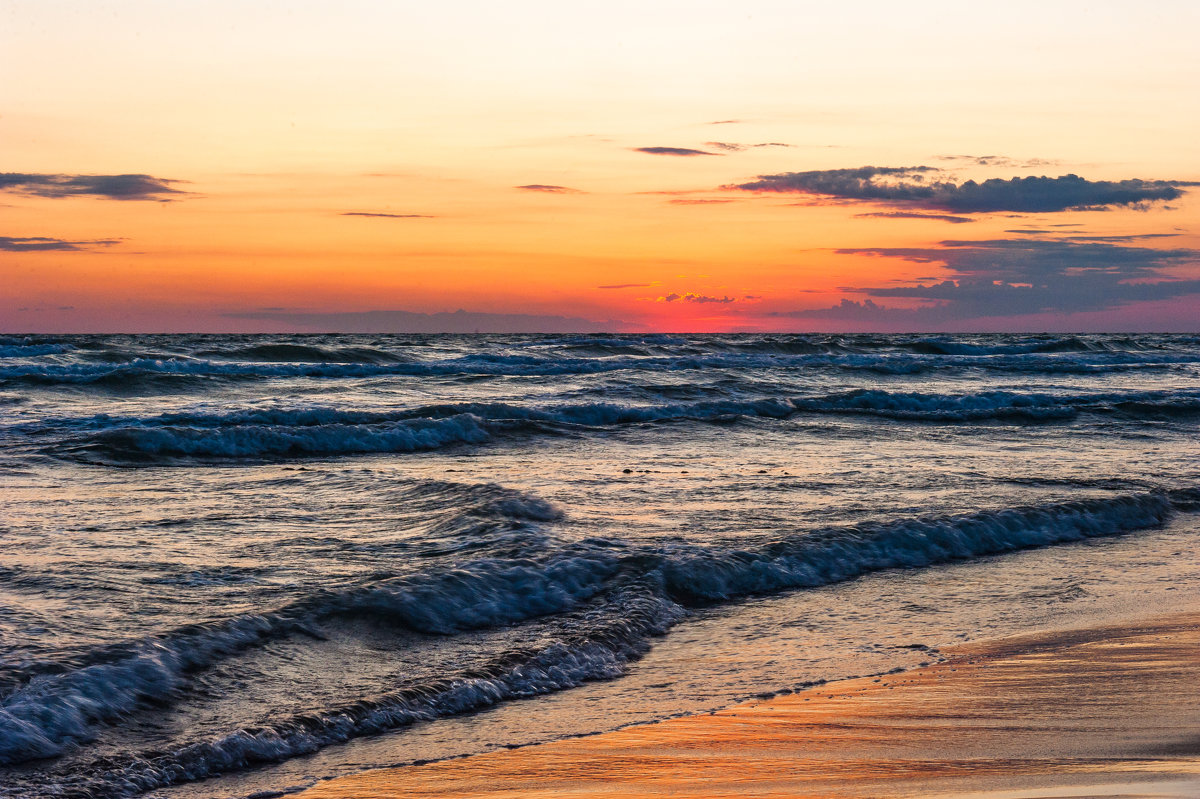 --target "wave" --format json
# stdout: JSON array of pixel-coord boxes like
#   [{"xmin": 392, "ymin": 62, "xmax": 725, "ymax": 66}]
[
  {"xmin": 81, "ymin": 413, "xmax": 494, "ymax": 459},
  {"xmin": 519, "ymin": 334, "xmax": 1159, "ymax": 357},
  {"xmin": 194, "ymin": 343, "xmax": 404, "ymax": 364},
  {"xmin": 515, "ymin": 334, "xmax": 694, "ymax": 357},
  {"xmin": 0, "ymin": 343, "xmax": 71, "ymax": 359},
  {"xmin": 47, "ymin": 388, "xmax": 1200, "ymax": 461},
  {"xmin": 0, "ymin": 614, "xmax": 296, "ymax": 765},
  {"xmin": 655, "ymin": 492, "xmax": 1175, "ymax": 602},
  {"xmin": 16, "ymin": 588, "xmax": 680, "ymax": 798},
  {"xmin": 53, "ymin": 399, "xmax": 788, "ymax": 460},
  {"xmin": 0, "ymin": 553, "xmax": 629, "ymax": 767},
  {"xmin": 5, "ymin": 345, "xmax": 1199, "ymax": 388},
  {"xmin": 792, "ymin": 388, "xmax": 1200, "ymax": 421},
  {"xmin": 903, "ymin": 336, "xmax": 1096, "ymax": 356},
  {"xmin": 0, "ymin": 489, "xmax": 1183, "ymax": 792}
]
